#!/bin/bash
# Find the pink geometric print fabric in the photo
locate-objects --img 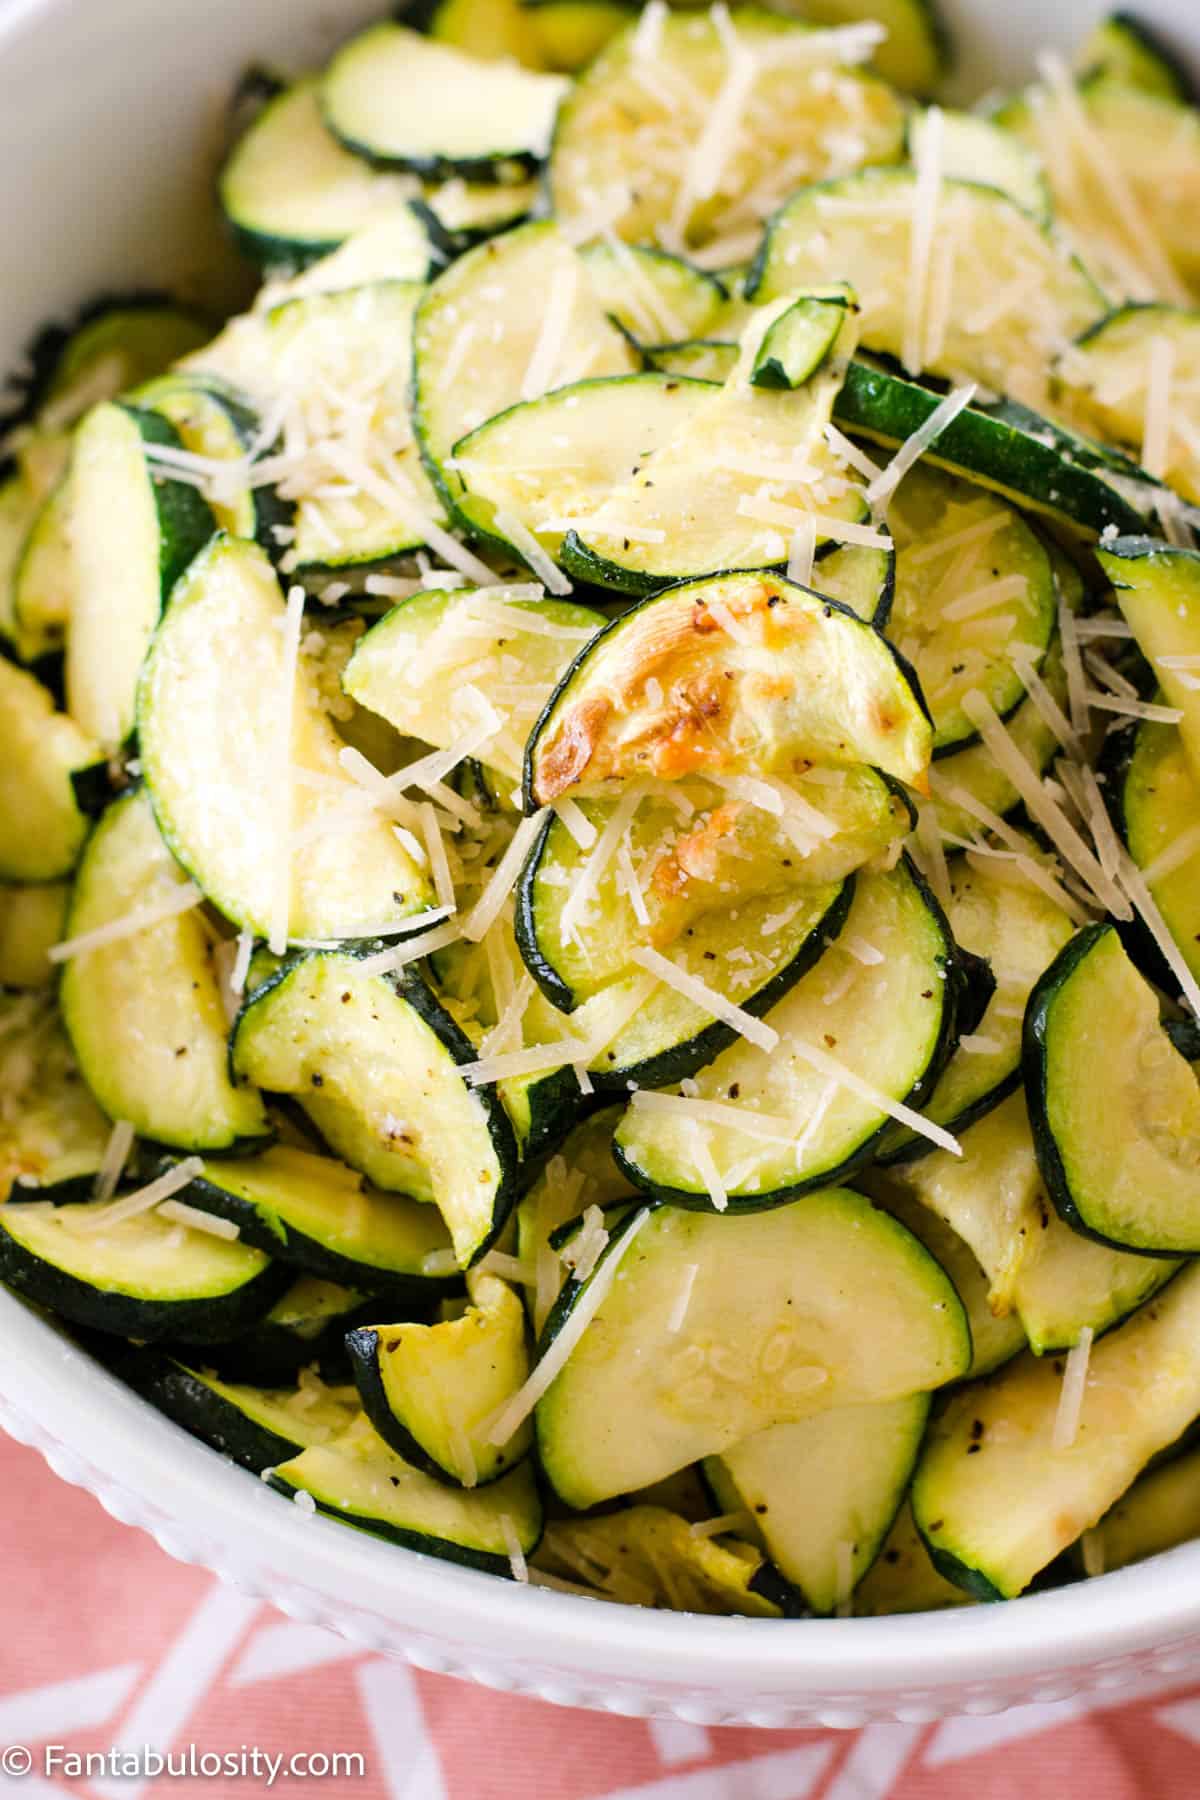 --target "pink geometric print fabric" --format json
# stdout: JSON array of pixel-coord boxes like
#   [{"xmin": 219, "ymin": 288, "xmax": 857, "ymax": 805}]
[{"xmin": 3, "ymin": 1432, "xmax": 1198, "ymax": 1800}]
